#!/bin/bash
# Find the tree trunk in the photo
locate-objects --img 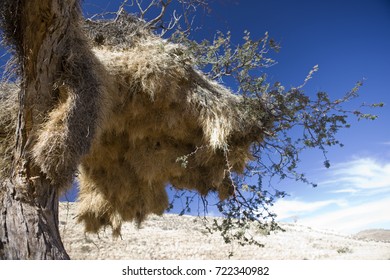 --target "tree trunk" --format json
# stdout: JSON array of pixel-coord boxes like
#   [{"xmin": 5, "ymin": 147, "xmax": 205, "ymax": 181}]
[
  {"xmin": 0, "ymin": 0, "xmax": 104, "ymax": 259},
  {"xmin": 0, "ymin": 180, "xmax": 69, "ymax": 259},
  {"xmin": 0, "ymin": 0, "xmax": 73, "ymax": 260},
  {"xmin": 0, "ymin": 107, "xmax": 70, "ymax": 259}
]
